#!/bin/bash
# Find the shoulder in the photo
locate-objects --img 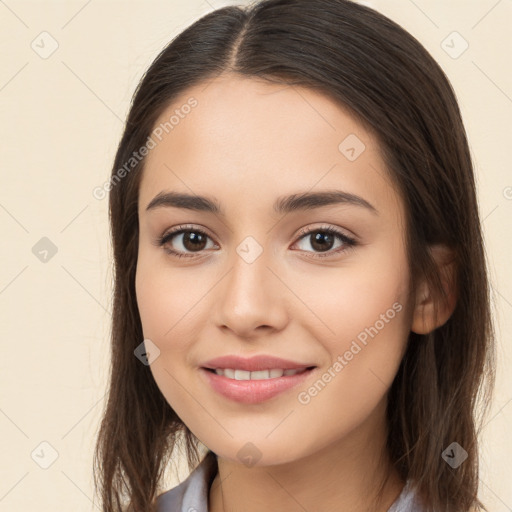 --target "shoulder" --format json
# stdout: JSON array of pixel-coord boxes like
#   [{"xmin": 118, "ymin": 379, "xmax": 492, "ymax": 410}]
[
  {"xmin": 154, "ymin": 451, "xmax": 218, "ymax": 512},
  {"xmin": 387, "ymin": 479, "xmax": 426, "ymax": 512},
  {"xmin": 389, "ymin": 480, "xmax": 482, "ymax": 512}
]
